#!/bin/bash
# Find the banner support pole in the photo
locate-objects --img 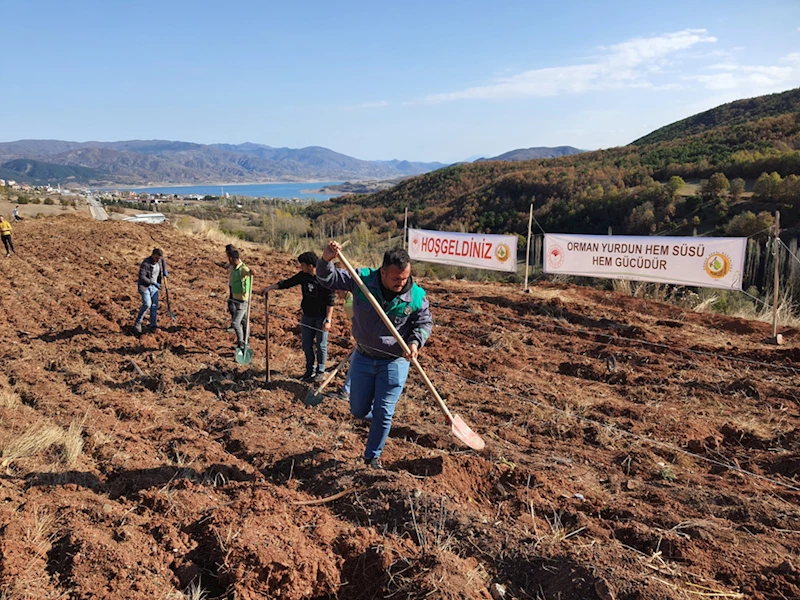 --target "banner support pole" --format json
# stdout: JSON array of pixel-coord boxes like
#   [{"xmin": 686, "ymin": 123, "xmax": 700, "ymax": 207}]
[
  {"xmin": 403, "ymin": 207, "xmax": 408, "ymax": 250},
  {"xmin": 524, "ymin": 202, "xmax": 533, "ymax": 293},
  {"xmin": 772, "ymin": 210, "xmax": 782, "ymax": 343}
]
